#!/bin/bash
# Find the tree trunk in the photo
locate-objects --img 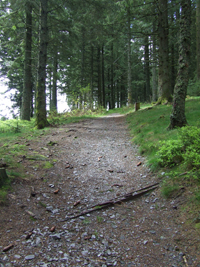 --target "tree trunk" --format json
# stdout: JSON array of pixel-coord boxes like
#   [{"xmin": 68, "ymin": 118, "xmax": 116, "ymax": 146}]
[
  {"xmin": 49, "ymin": 68, "xmax": 52, "ymax": 110},
  {"xmin": 52, "ymin": 48, "xmax": 58, "ymax": 111},
  {"xmin": 157, "ymin": 0, "xmax": 171, "ymax": 102},
  {"xmin": 144, "ymin": 35, "xmax": 150, "ymax": 102},
  {"xmin": 21, "ymin": 1, "xmax": 32, "ymax": 120},
  {"xmin": 97, "ymin": 47, "xmax": 102, "ymax": 107},
  {"xmin": 90, "ymin": 45, "xmax": 94, "ymax": 109},
  {"xmin": 197, "ymin": 0, "xmax": 200, "ymax": 80},
  {"xmin": 36, "ymin": 0, "xmax": 48, "ymax": 129},
  {"xmin": 102, "ymin": 45, "xmax": 105, "ymax": 108},
  {"xmin": 152, "ymin": 21, "xmax": 157, "ymax": 102},
  {"xmin": 127, "ymin": 5, "xmax": 132, "ymax": 105},
  {"xmin": 111, "ymin": 41, "xmax": 115, "ymax": 109},
  {"xmin": 168, "ymin": 0, "xmax": 191, "ymax": 129}
]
